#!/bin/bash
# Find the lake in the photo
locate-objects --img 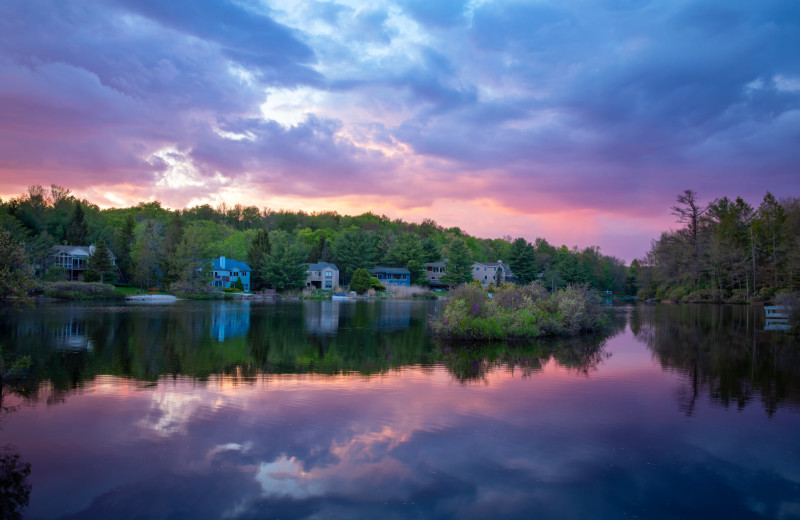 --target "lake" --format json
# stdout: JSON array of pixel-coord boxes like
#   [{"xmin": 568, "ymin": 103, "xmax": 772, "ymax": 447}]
[{"xmin": 1, "ymin": 300, "xmax": 798, "ymax": 519}]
